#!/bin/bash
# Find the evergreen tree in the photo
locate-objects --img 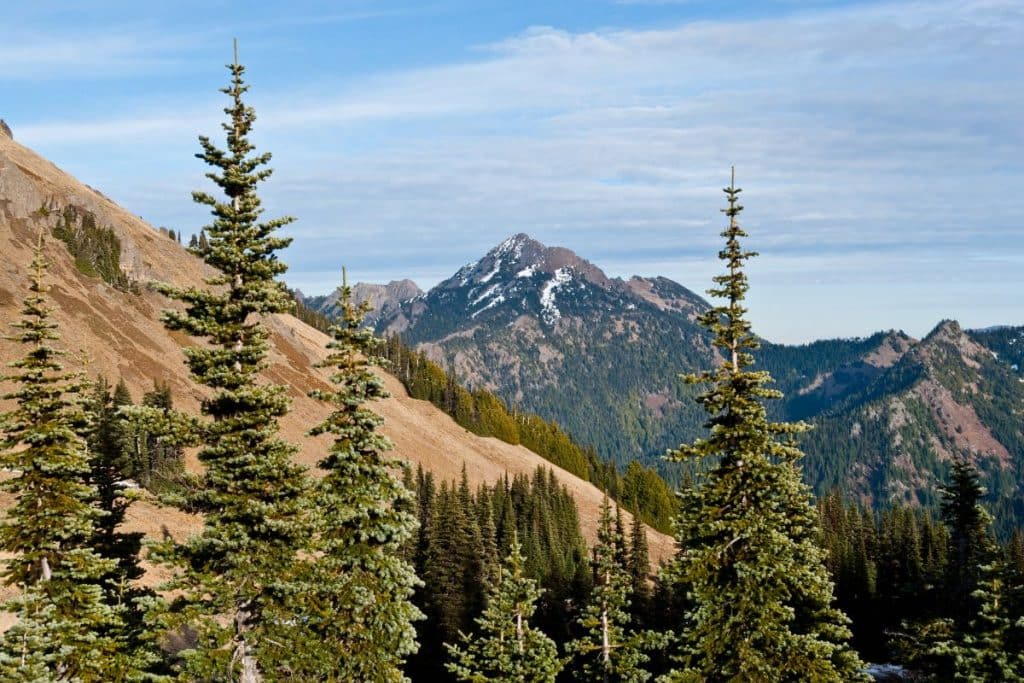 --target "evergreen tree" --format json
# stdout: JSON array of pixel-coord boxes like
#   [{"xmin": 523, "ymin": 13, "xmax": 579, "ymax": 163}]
[
  {"xmin": 424, "ymin": 483, "xmax": 477, "ymax": 642},
  {"xmin": 117, "ymin": 382, "xmax": 193, "ymax": 492},
  {"xmin": 446, "ymin": 534, "xmax": 563, "ymax": 683},
  {"xmin": 568, "ymin": 495, "xmax": 660, "ymax": 682},
  {"xmin": 1007, "ymin": 530, "xmax": 1024, "ymax": 661},
  {"xmin": 478, "ymin": 486, "xmax": 501, "ymax": 588},
  {"xmin": 950, "ymin": 560, "xmax": 1024, "ymax": 682},
  {"xmin": 662, "ymin": 171, "xmax": 867, "ymax": 682},
  {"xmin": 83, "ymin": 377, "xmax": 160, "ymax": 674},
  {"xmin": 0, "ymin": 237, "xmax": 131, "ymax": 680},
  {"xmin": 290, "ymin": 269, "xmax": 422, "ymax": 680},
  {"xmin": 942, "ymin": 458, "xmax": 995, "ymax": 627},
  {"xmin": 153, "ymin": 43, "xmax": 313, "ymax": 681},
  {"xmin": 627, "ymin": 507, "xmax": 651, "ymax": 626},
  {"xmin": 86, "ymin": 377, "xmax": 145, "ymax": 584}
]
